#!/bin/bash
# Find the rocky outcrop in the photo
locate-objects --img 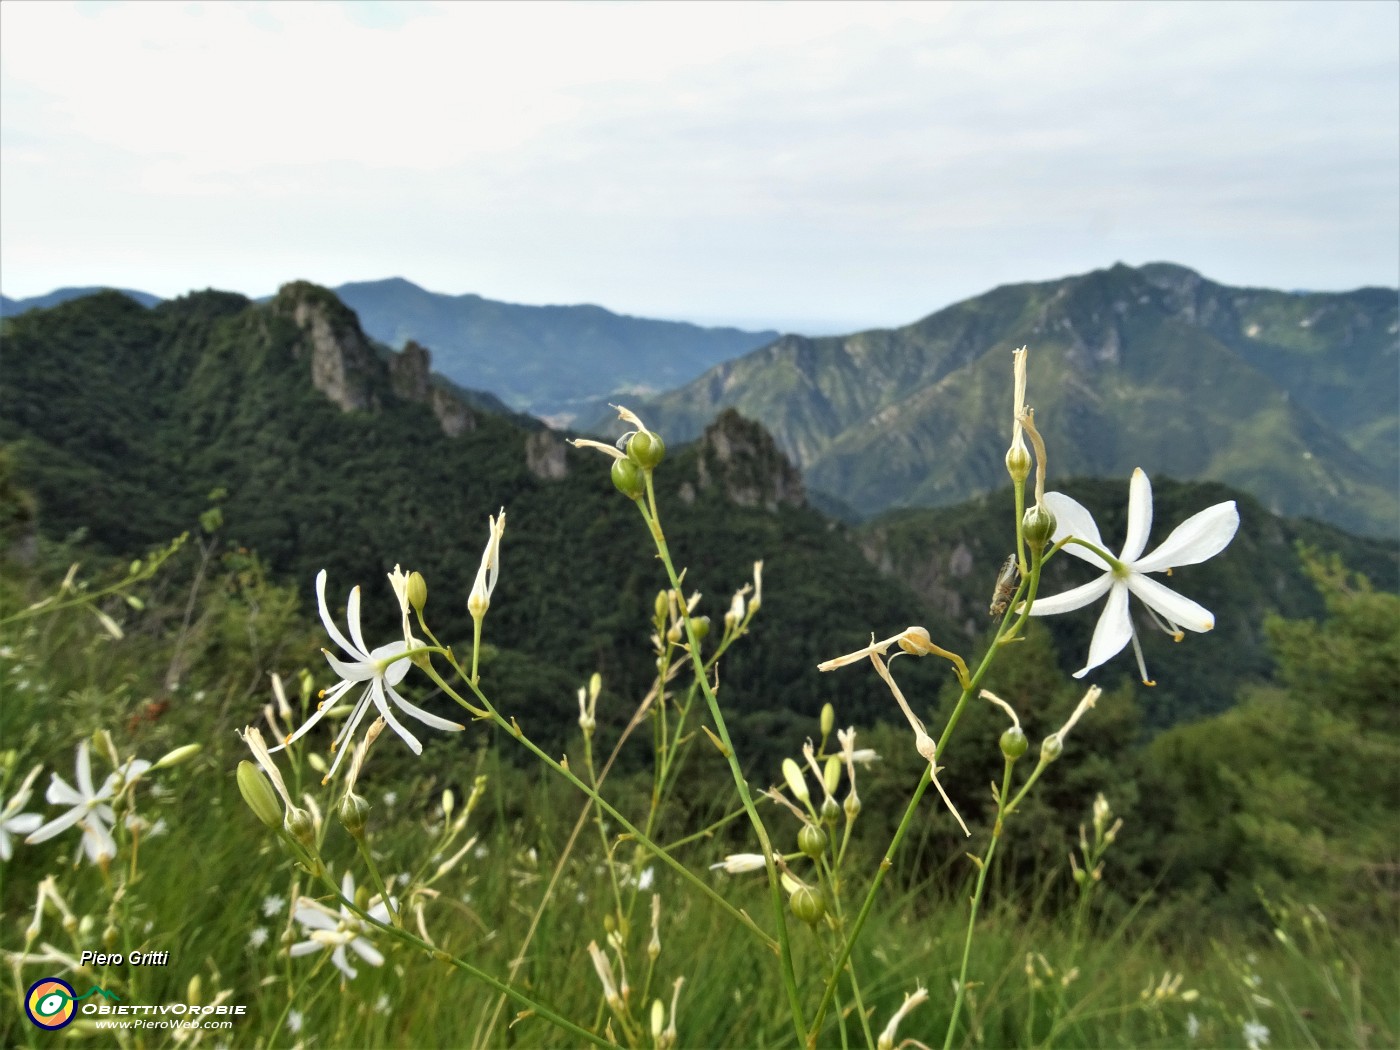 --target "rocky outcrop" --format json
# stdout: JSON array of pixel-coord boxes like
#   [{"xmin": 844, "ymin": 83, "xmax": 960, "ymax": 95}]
[
  {"xmin": 690, "ymin": 409, "xmax": 804, "ymax": 511},
  {"xmin": 525, "ymin": 430, "xmax": 568, "ymax": 480},
  {"xmin": 273, "ymin": 282, "xmax": 383, "ymax": 413}
]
